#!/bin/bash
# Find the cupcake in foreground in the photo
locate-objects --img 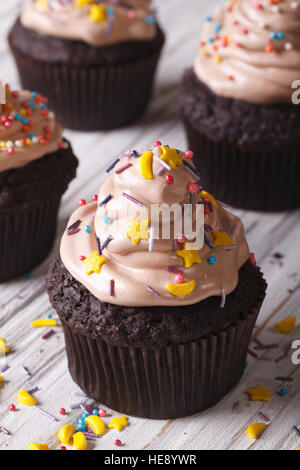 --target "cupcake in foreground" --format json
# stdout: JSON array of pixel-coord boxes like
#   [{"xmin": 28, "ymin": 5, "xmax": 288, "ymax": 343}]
[
  {"xmin": 8, "ymin": 0, "xmax": 165, "ymax": 131},
  {"xmin": 46, "ymin": 143, "xmax": 267, "ymax": 419},
  {"xmin": 0, "ymin": 84, "xmax": 78, "ymax": 282},
  {"xmin": 180, "ymin": 0, "xmax": 300, "ymax": 211}
]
